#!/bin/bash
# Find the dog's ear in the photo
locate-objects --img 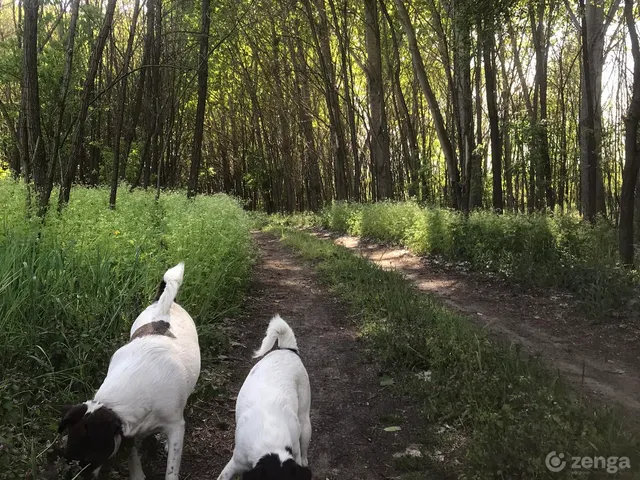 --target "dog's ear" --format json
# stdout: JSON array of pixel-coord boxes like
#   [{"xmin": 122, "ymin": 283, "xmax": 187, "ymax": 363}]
[
  {"xmin": 58, "ymin": 404, "xmax": 88, "ymax": 433},
  {"xmin": 242, "ymin": 467, "xmax": 267, "ymax": 480},
  {"xmin": 294, "ymin": 465, "xmax": 312, "ymax": 480},
  {"xmin": 282, "ymin": 461, "xmax": 312, "ymax": 480}
]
